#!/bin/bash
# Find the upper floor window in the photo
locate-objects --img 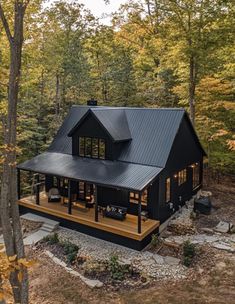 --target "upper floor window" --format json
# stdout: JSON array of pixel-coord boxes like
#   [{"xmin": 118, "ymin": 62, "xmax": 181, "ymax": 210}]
[
  {"xmin": 192, "ymin": 163, "xmax": 200, "ymax": 188},
  {"xmin": 178, "ymin": 169, "xmax": 187, "ymax": 186},
  {"xmin": 129, "ymin": 188, "xmax": 148, "ymax": 206},
  {"xmin": 79, "ymin": 137, "xmax": 105, "ymax": 159},
  {"xmin": 165, "ymin": 177, "xmax": 171, "ymax": 202}
]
